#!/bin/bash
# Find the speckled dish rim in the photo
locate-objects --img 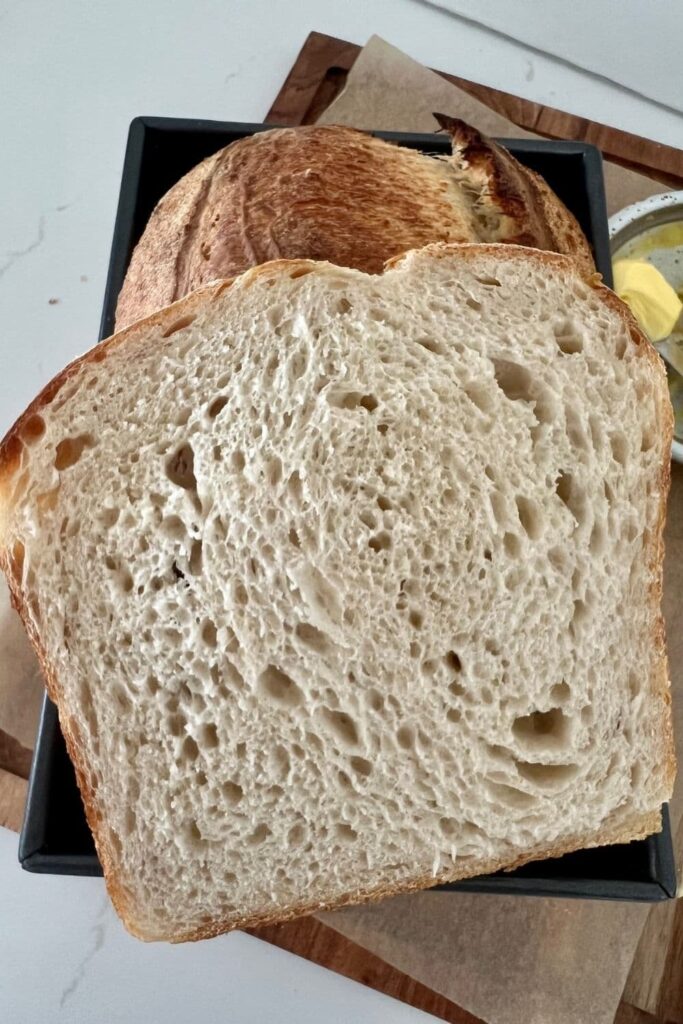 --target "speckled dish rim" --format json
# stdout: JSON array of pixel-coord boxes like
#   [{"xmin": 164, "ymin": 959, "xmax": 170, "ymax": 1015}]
[{"xmin": 608, "ymin": 190, "xmax": 683, "ymax": 463}]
